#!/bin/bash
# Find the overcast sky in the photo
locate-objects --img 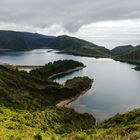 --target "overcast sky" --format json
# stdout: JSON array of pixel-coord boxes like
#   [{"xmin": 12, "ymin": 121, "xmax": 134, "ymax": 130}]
[{"xmin": 0, "ymin": 0, "xmax": 140, "ymax": 48}]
